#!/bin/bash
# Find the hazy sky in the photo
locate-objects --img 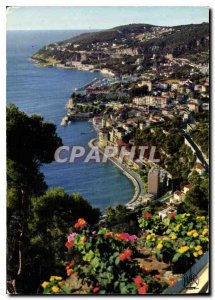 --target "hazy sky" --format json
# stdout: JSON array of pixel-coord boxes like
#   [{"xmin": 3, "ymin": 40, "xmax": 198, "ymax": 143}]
[{"xmin": 7, "ymin": 6, "xmax": 209, "ymax": 30}]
